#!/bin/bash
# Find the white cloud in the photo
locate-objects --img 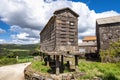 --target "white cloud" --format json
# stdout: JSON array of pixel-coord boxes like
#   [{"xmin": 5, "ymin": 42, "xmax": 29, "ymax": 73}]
[
  {"xmin": 0, "ymin": 39, "xmax": 7, "ymax": 44},
  {"xmin": 11, "ymin": 32, "xmax": 30, "ymax": 40},
  {"xmin": 0, "ymin": 28, "xmax": 6, "ymax": 34},
  {"xmin": 11, "ymin": 32, "xmax": 39, "ymax": 44},
  {"xmin": 10, "ymin": 25, "xmax": 22, "ymax": 32},
  {"xmin": 17, "ymin": 33, "xmax": 29, "ymax": 40},
  {"xmin": 0, "ymin": 0, "xmax": 120, "ymax": 44}
]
